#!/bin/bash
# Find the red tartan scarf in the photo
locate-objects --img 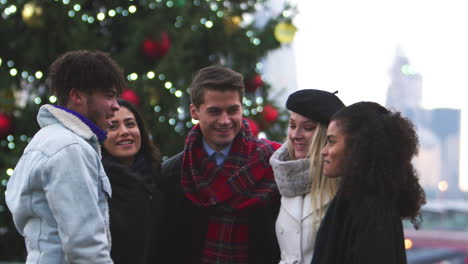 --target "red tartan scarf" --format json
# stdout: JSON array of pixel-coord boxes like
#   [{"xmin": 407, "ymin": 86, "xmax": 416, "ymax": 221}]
[{"xmin": 181, "ymin": 119, "xmax": 280, "ymax": 264}]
